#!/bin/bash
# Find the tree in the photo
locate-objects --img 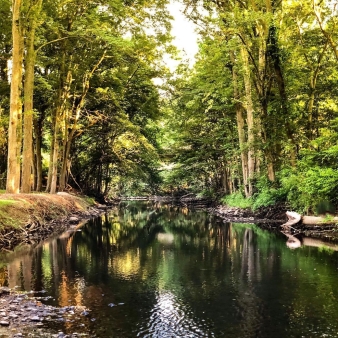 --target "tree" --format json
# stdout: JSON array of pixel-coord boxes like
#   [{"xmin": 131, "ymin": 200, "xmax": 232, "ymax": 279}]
[
  {"xmin": 6, "ymin": 0, "xmax": 24, "ymax": 194},
  {"xmin": 21, "ymin": 0, "xmax": 43, "ymax": 193}
]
